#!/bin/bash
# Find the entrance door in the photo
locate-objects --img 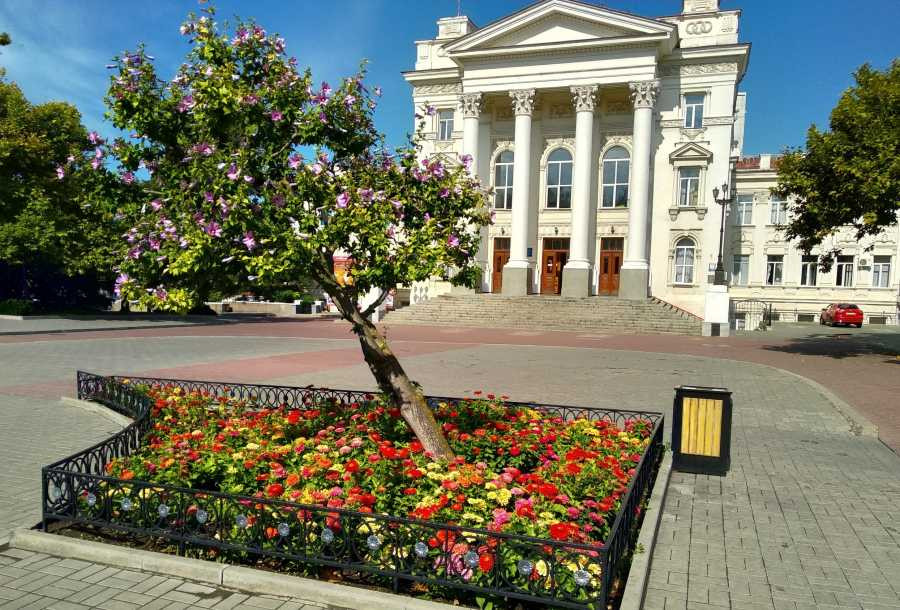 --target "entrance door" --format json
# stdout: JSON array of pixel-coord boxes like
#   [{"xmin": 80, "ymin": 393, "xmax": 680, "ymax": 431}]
[
  {"xmin": 598, "ymin": 237, "xmax": 624, "ymax": 296},
  {"xmin": 492, "ymin": 238, "xmax": 510, "ymax": 294},
  {"xmin": 541, "ymin": 238, "xmax": 569, "ymax": 295}
]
